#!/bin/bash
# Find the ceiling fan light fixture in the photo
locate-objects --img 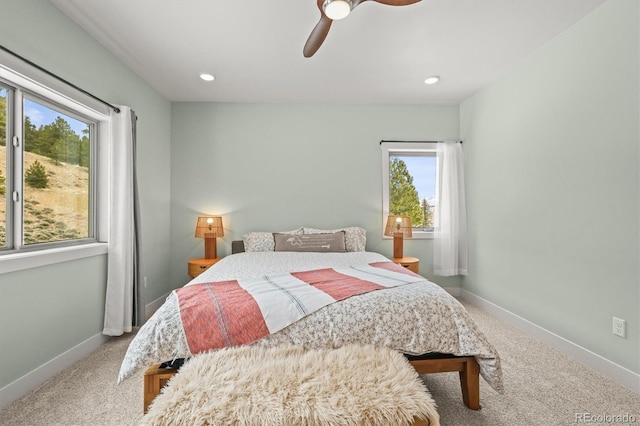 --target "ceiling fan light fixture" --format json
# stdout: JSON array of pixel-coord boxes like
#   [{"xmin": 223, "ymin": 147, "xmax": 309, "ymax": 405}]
[{"xmin": 323, "ymin": 0, "xmax": 352, "ymax": 20}]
